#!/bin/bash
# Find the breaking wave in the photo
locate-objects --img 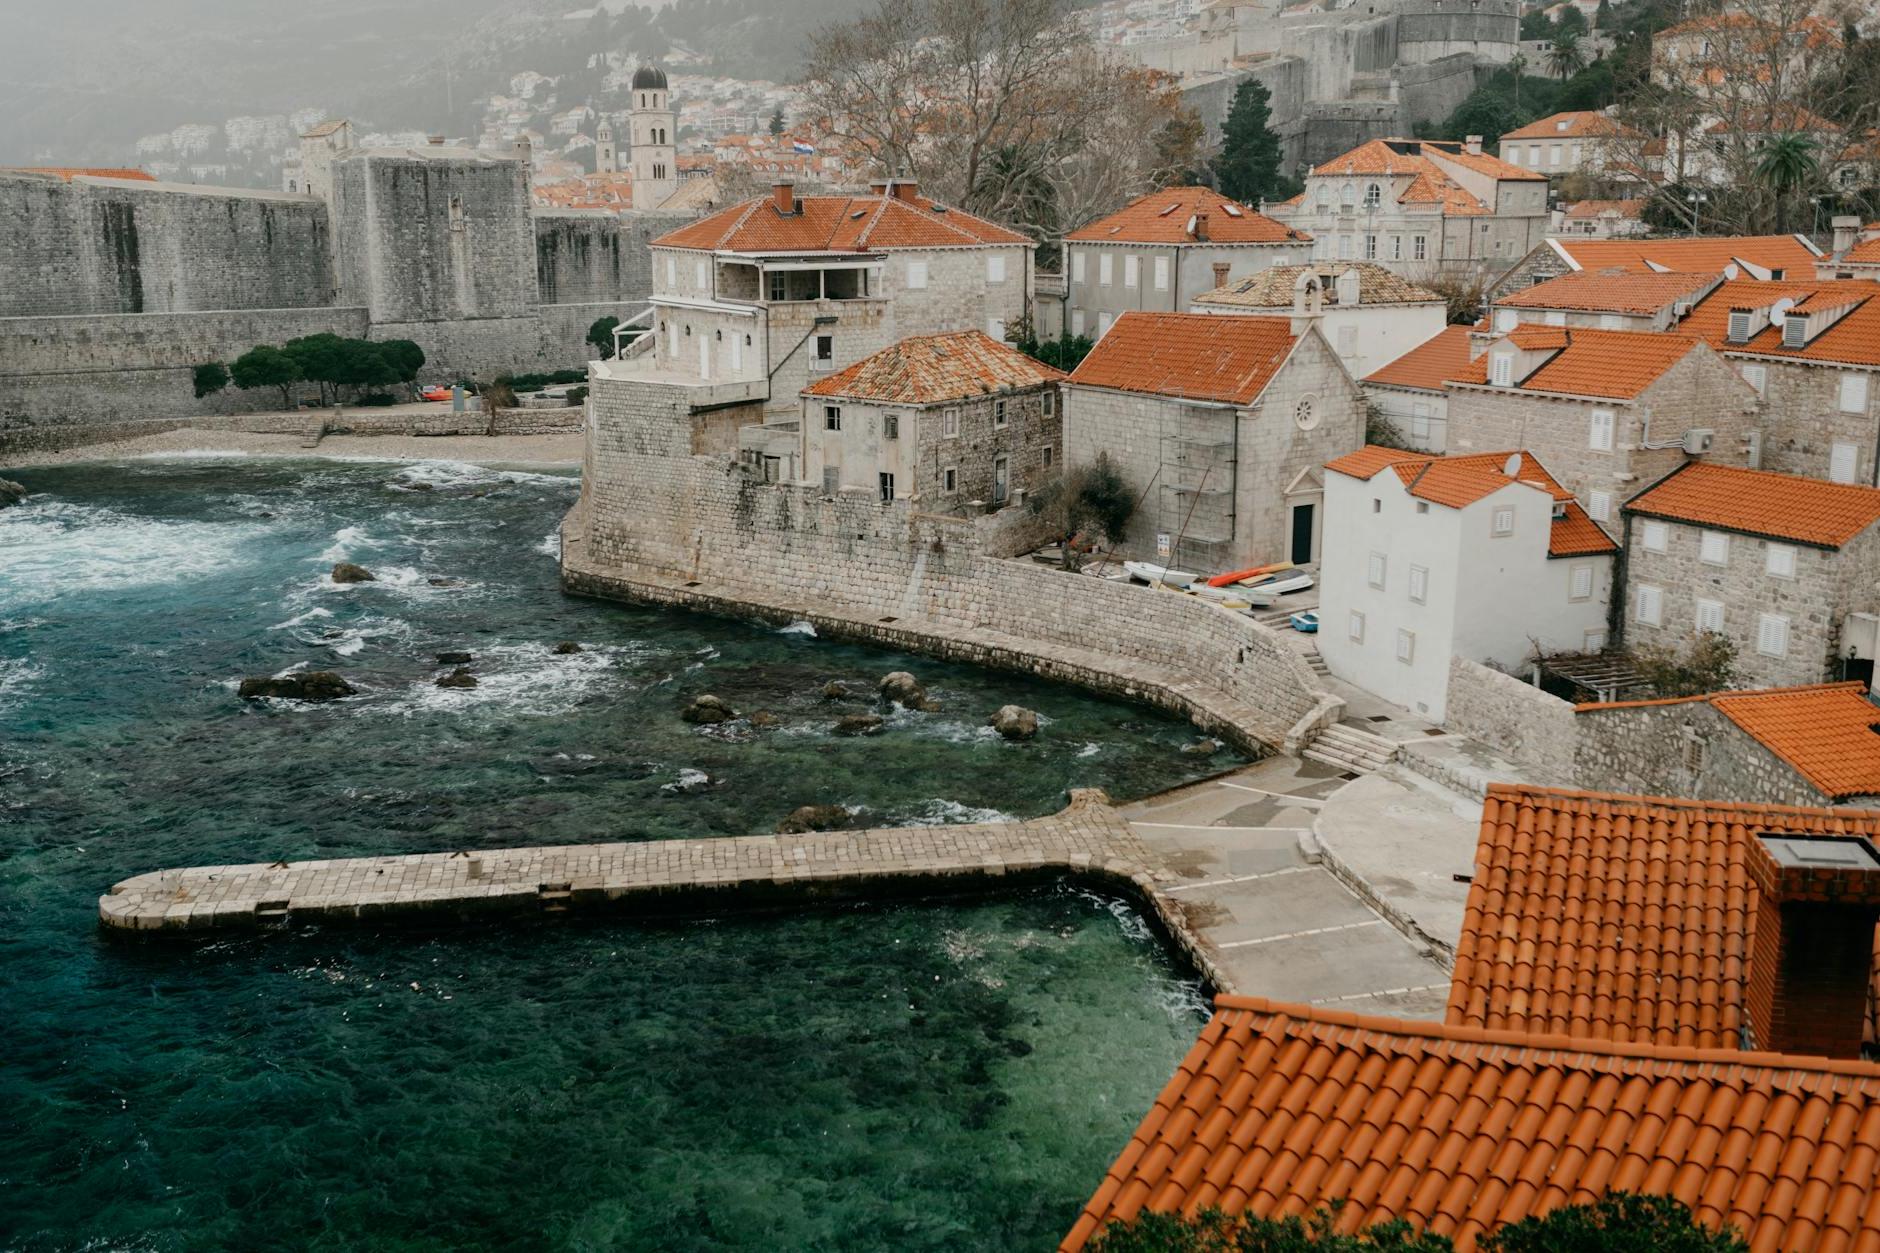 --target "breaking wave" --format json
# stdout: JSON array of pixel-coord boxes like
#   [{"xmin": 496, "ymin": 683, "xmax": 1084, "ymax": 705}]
[{"xmin": 0, "ymin": 498, "xmax": 267, "ymax": 608}]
